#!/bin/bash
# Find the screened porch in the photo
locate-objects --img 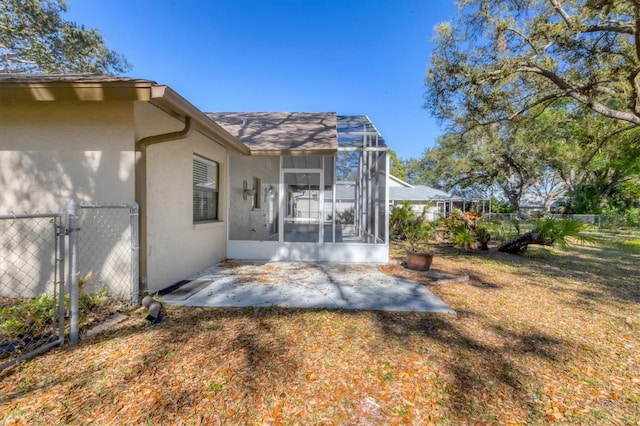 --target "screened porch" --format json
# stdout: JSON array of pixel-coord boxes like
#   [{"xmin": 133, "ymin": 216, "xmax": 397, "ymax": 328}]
[{"xmin": 222, "ymin": 114, "xmax": 389, "ymax": 262}]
